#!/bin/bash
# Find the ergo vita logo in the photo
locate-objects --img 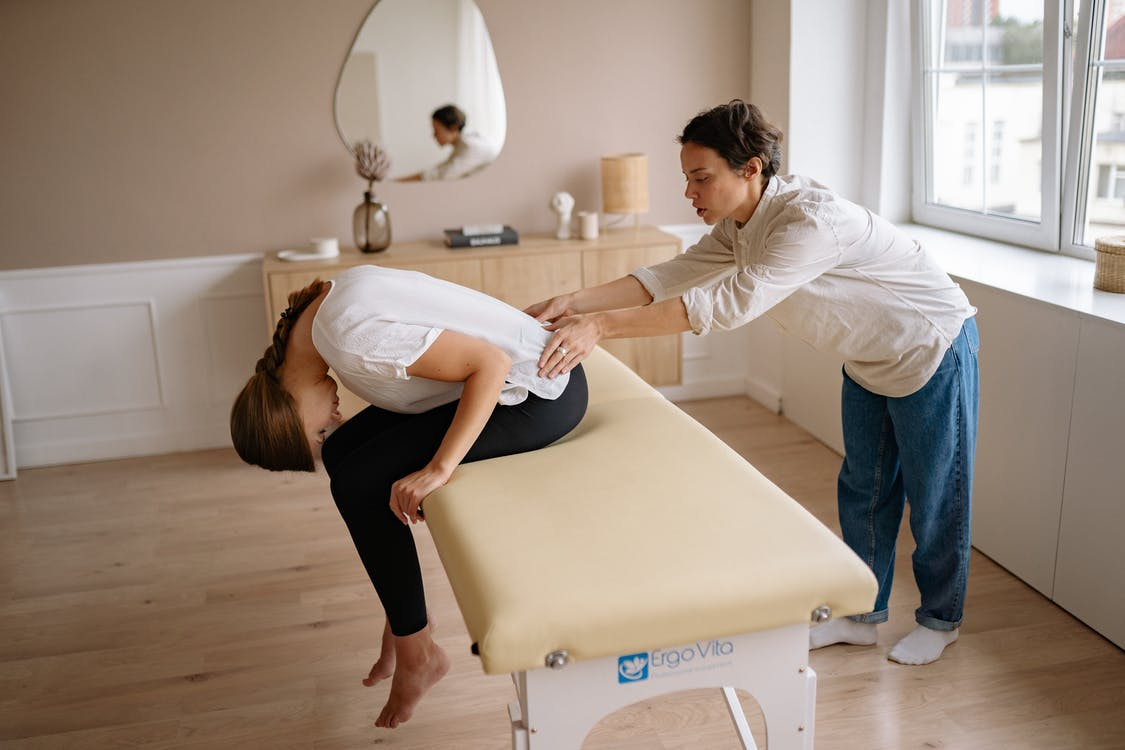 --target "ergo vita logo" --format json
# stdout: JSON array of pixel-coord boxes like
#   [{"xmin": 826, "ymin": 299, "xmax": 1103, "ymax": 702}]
[{"xmin": 617, "ymin": 639, "xmax": 735, "ymax": 683}]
